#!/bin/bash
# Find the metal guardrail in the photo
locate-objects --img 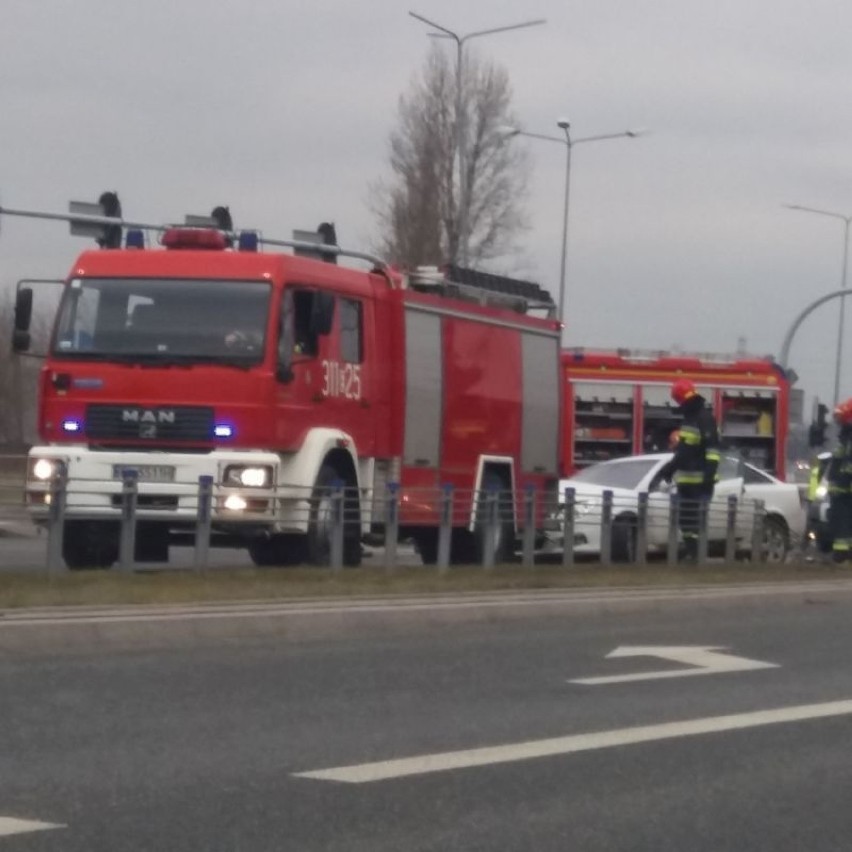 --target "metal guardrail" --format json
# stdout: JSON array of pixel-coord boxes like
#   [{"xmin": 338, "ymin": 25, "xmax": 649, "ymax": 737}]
[{"xmin": 0, "ymin": 453, "xmax": 803, "ymax": 573}]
